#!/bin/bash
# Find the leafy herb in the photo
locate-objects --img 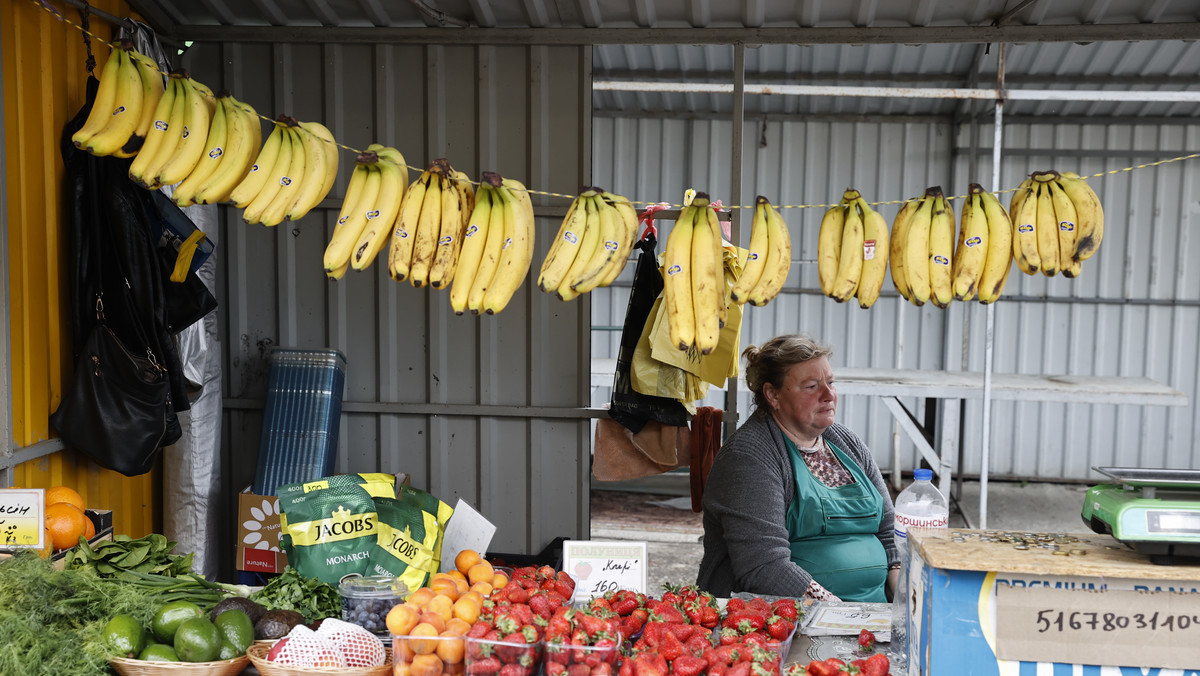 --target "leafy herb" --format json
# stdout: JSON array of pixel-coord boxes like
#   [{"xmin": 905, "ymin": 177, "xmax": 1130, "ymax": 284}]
[
  {"xmin": 248, "ymin": 566, "xmax": 342, "ymax": 623},
  {"xmin": 63, "ymin": 532, "xmax": 194, "ymax": 577}
]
